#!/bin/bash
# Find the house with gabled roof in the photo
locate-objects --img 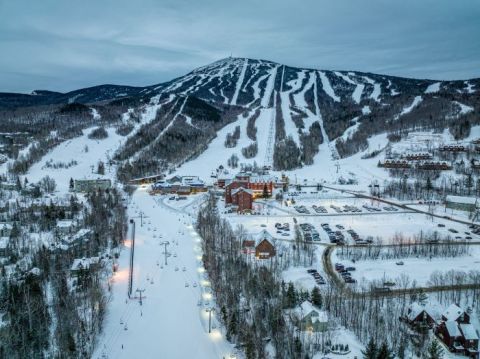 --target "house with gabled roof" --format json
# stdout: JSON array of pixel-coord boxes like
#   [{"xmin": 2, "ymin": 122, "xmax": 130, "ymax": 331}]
[
  {"xmin": 294, "ymin": 300, "xmax": 328, "ymax": 332},
  {"xmin": 442, "ymin": 304, "xmax": 470, "ymax": 324}
]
